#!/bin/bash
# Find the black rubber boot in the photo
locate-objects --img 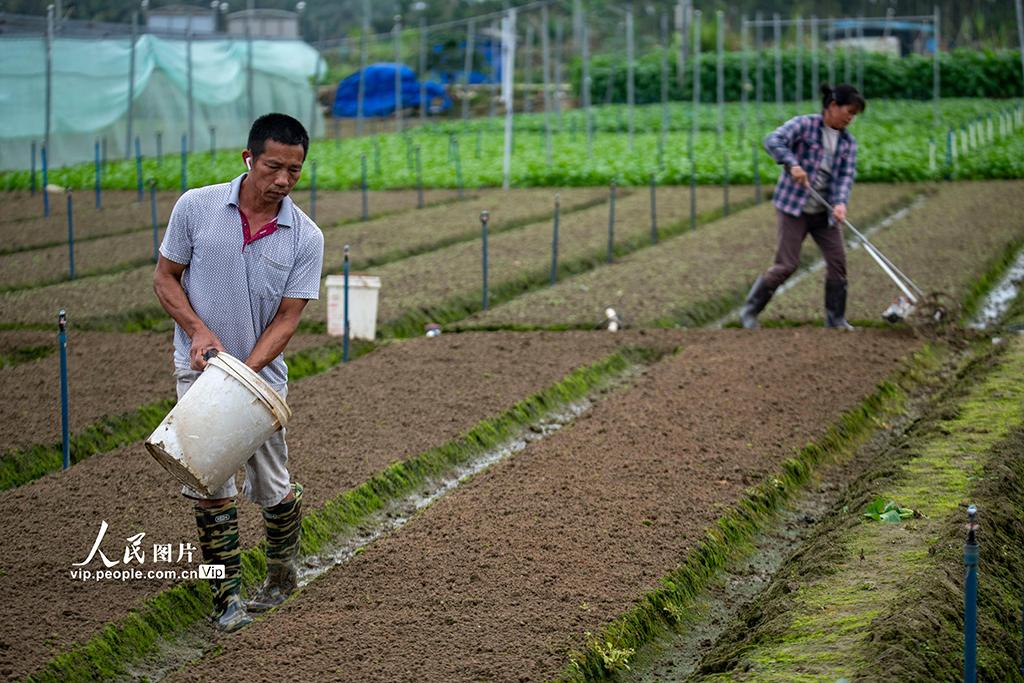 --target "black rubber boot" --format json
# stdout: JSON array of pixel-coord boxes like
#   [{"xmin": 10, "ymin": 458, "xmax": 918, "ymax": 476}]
[
  {"xmin": 740, "ymin": 276, "xmax": 776, "ymax": 329},
  {"xmin": 194, "ymin": 500, "xmax": 252, "ymax": 633},
  {"xmin": 825, "ymin": 279, "xmax": 855, "ymax": 330},
  {"xmin": 247, "ymin": 482, "xmax": 303, "ymax": 613}
]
